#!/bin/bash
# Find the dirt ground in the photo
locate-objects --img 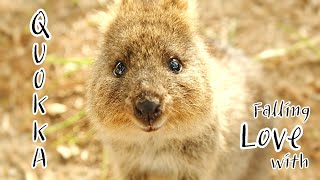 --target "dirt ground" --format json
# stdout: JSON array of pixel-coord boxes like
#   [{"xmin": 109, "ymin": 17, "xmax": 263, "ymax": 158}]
[{"xmin": 0, "ymin": 0, "xmax": 319, "ymax": 180}]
